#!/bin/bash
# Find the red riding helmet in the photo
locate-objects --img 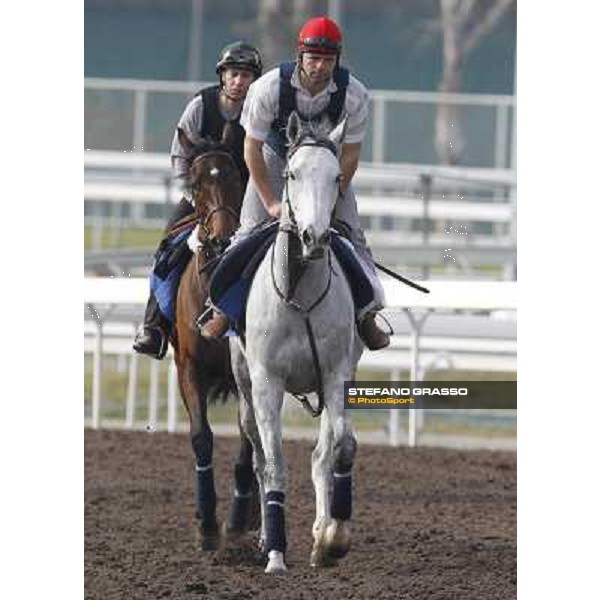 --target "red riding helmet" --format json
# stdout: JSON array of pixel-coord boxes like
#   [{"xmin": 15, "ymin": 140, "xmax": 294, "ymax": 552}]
[{"xmin": 297, "ymin": 16, "xmax": 342, "ymax": 55}]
